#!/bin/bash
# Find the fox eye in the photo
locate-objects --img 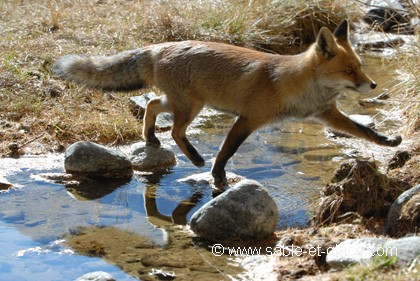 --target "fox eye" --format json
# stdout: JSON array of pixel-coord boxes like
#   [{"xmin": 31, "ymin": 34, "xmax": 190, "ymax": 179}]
[{"xmin": 345, "ymin": 69, "xmax": 354, "ymax": 74}]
